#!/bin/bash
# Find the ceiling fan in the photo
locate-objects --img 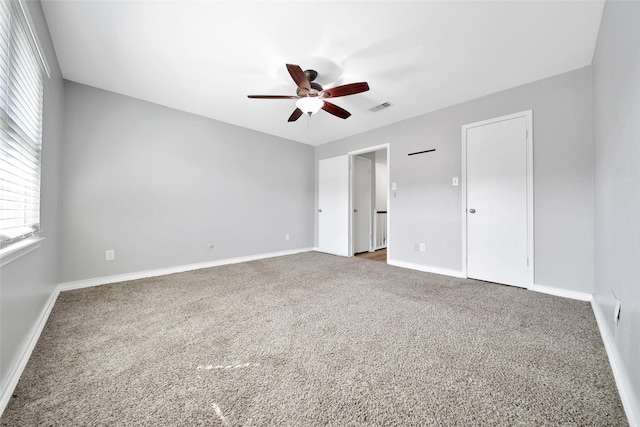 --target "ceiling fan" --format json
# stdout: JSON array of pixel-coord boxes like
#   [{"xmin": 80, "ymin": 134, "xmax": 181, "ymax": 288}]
[{"xmin": 248, "ymin": 64, "xmax": 370, "ymax": 122}]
